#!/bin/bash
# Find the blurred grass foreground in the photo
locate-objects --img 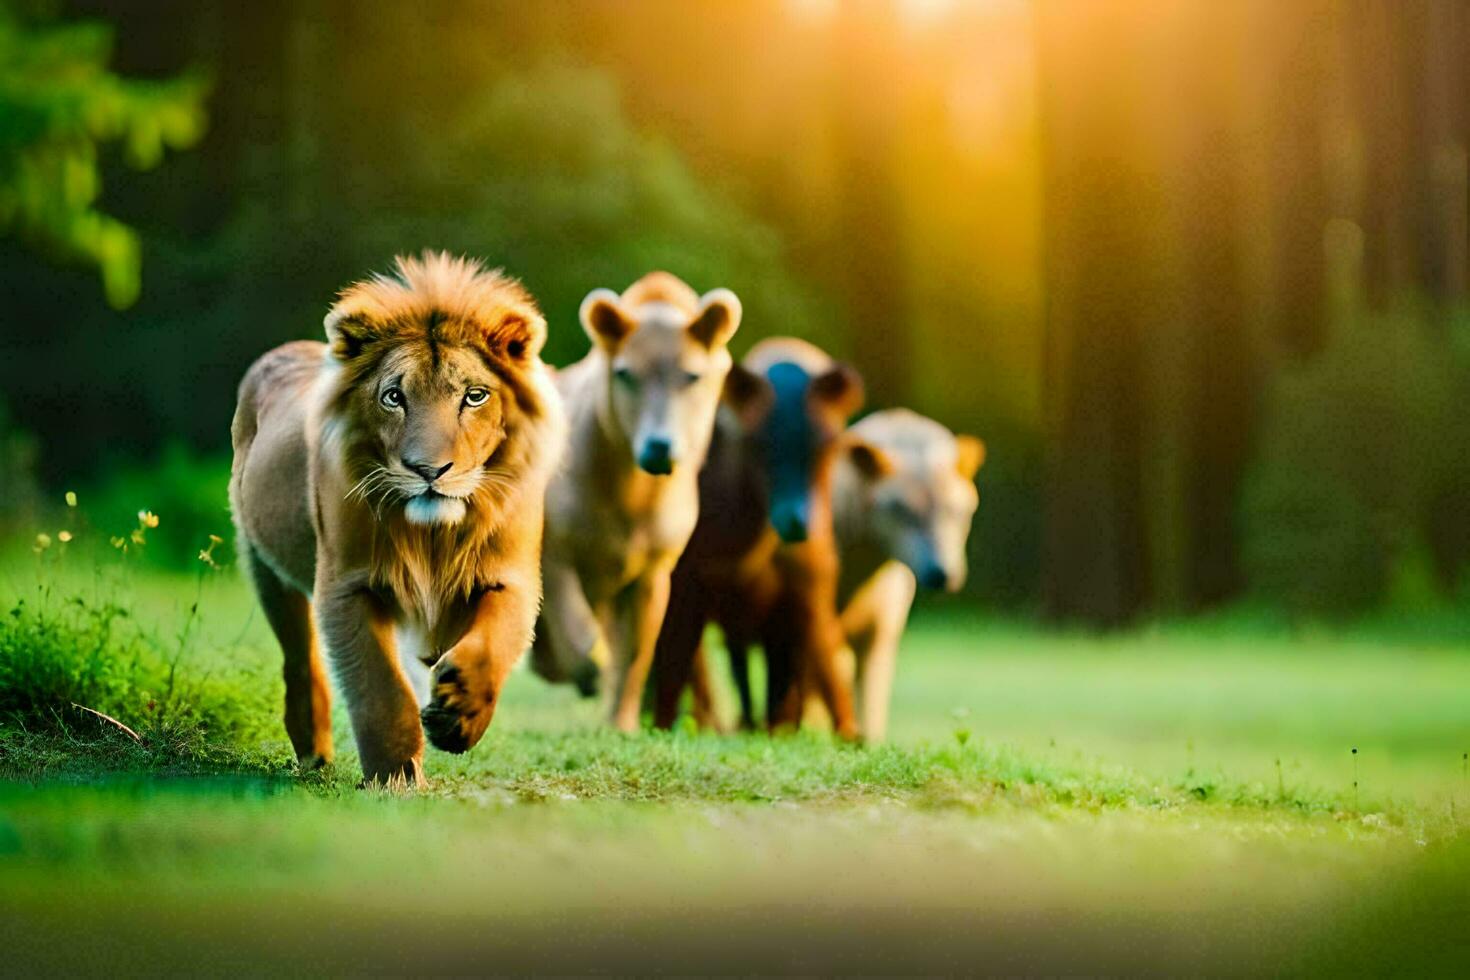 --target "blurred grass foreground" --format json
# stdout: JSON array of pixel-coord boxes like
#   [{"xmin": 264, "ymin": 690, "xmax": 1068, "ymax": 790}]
[
  {"xmin": 2, "ymin": 533, "xmax": 1468, "ymax": 972},
  {"xmin": 2, "ymin": 0, "xmax": 1470, "ymax": 974}
]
